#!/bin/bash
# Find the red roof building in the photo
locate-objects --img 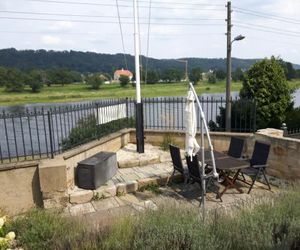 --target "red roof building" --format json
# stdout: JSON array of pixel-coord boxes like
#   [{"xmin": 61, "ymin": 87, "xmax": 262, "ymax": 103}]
[{"xmin": 114, "ymin": 68, "xmax": 133, "ymax": 81}]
